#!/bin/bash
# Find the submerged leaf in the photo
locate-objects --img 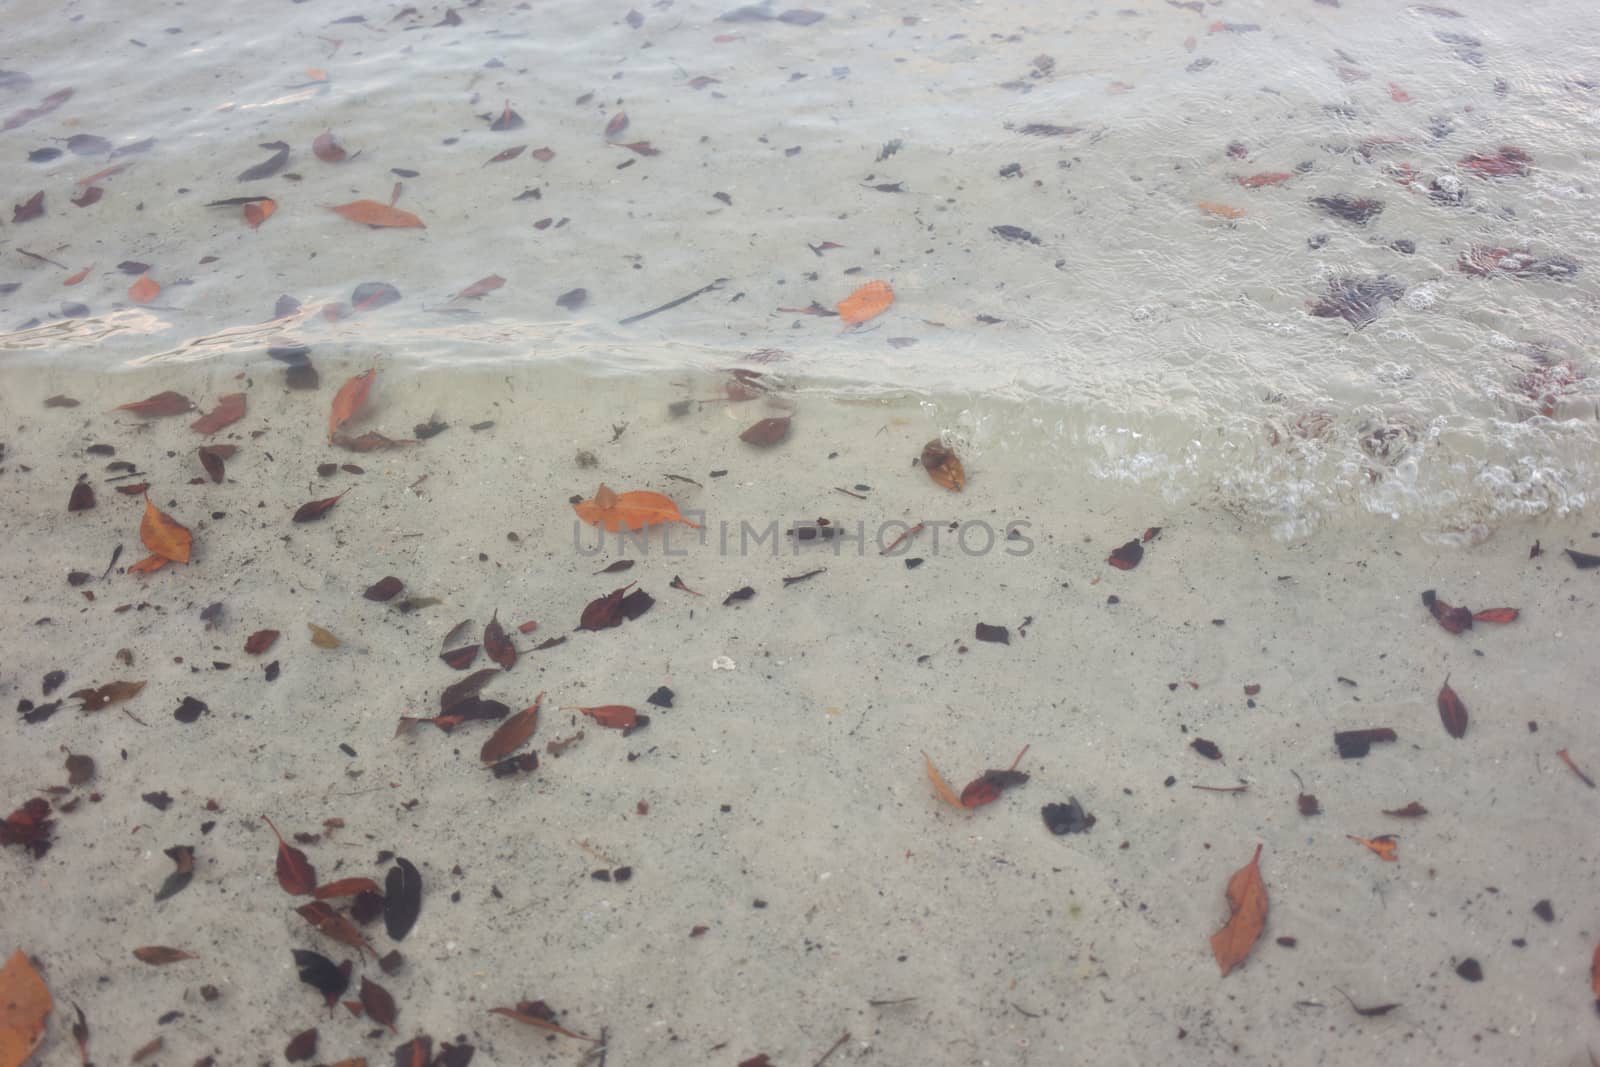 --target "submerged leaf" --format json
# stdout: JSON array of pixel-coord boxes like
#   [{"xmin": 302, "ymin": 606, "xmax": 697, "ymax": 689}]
[
  {"xmin": 573, "ymin": 485, "xmax": 699, "ymax": 532},
  {"xmin": 481, "ymin": 695, "xmax": 543, "ymax": 763},
  {"xmin": 837, "ymin": 279, "xmax": 893, "ymax": 324},
  {"xmin": 484, "ymin": 610, "xmax": 516, "ymax": 670},
  {"xmin": 329, "ymin": 369, "xmax": 376, "ymax": 441},
  {"xmin": 293, "ymin": 491, "xmax": 346, "ymax": 523},
  {"xmin": 330, "ymin": 200, "xmax": 424, "ymax": 228},
  {"xmin": 263, "ymin": 815, "xmax": 317, "ymax": 896},
  {"xmin": 384, "ymin": 857, "xmax": 422, "ymax": 942},
  {"xmin": 115, "ymin": 391, "xmax": 194, "ymax": 417},
  {"xmin": 191, "ymin": 393, "xmax": 246, "ymax": 434},
  {"xmin": 1209, "ymin": 843, "xmax": 1267, "ymax": 977},
  {"xmin": 920, "ymin": 439, "xmax": 965, "ymax": 492},
  {"xmin": 1437, "ymin": 676, "xmax": 1468, "ymax": 739}
]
